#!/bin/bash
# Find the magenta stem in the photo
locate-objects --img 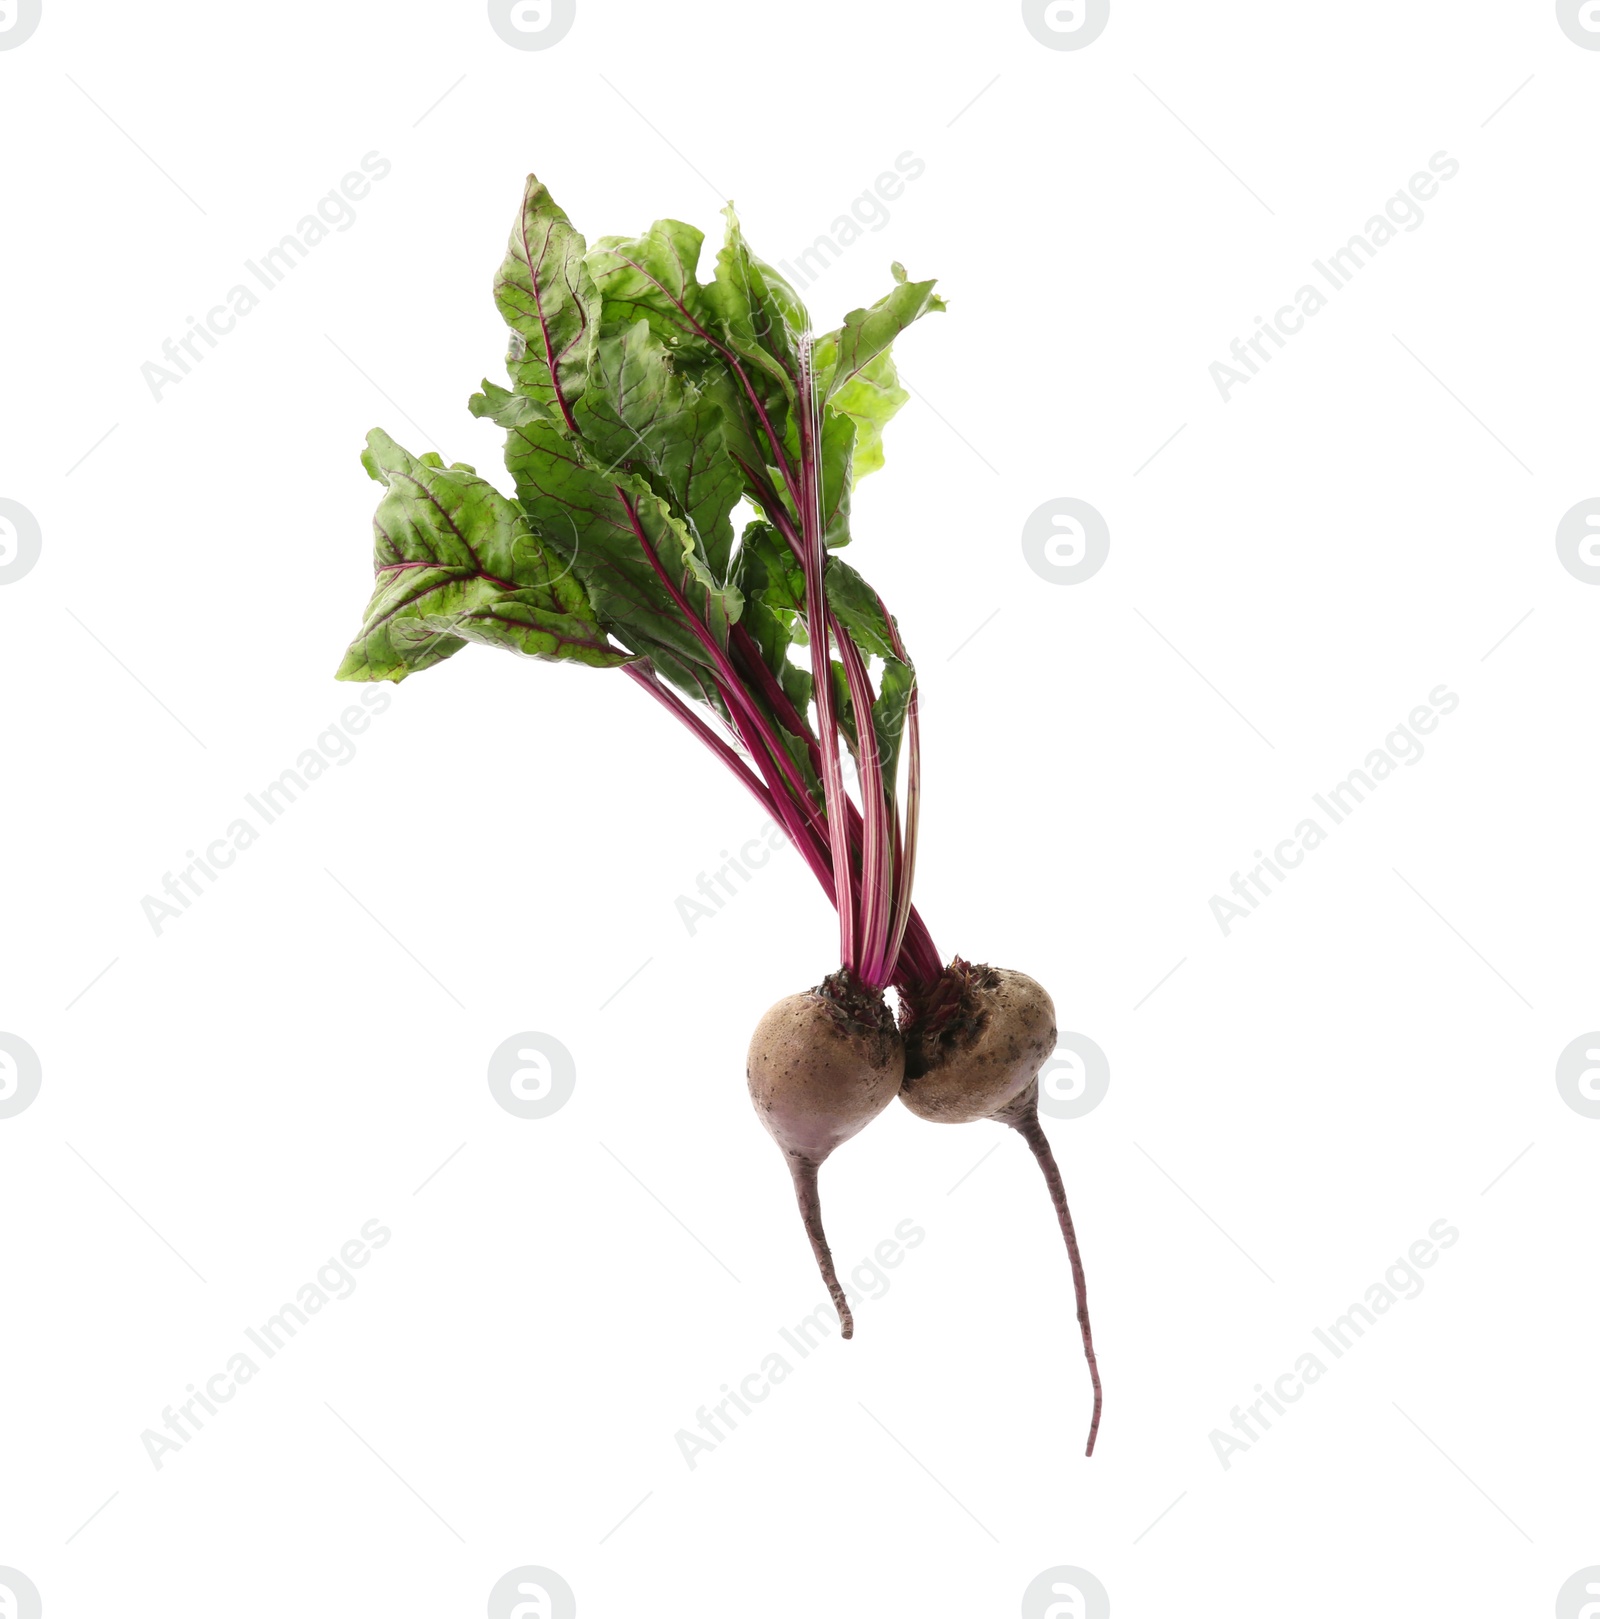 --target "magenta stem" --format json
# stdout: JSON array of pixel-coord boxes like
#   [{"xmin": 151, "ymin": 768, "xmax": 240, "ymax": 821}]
[
  {"xmin": 587, "ymin": 265, "xmax": 942, "ymax": 989},
  {"xmin": 832, "ymin": 620, "xmax": 891, "ymax": 988},
  {"xmin": 797, "ymin": 334, "xmax": 856, "ymax": 973}
]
